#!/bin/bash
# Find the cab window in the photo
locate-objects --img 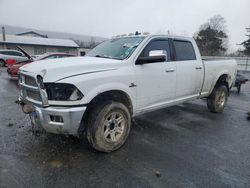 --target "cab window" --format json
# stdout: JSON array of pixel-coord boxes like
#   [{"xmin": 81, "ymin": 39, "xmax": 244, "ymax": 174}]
[
  {"xmin": 173, "ymin": 40, "xmax": 196, "ymax": 61},
  {"xmin": 140, "ymin": 39, "xmax": 171, "ymax": 61}
]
